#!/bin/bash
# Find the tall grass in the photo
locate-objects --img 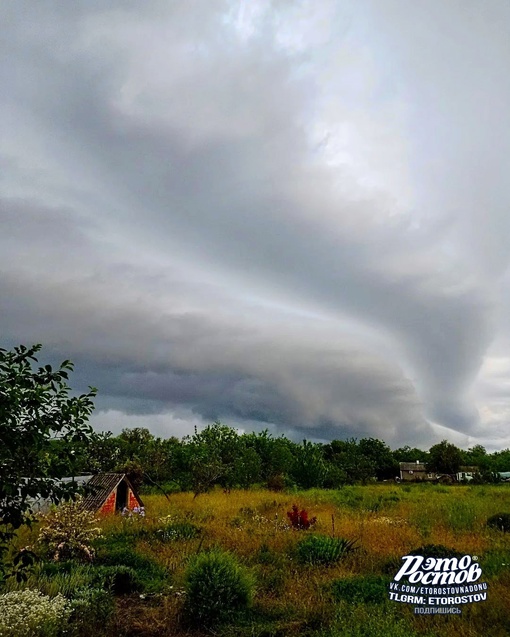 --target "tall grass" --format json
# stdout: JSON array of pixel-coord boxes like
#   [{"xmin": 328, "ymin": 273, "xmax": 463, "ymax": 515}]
[{"xmin": 5, "ymin": 484, "xmax": 509, "ymax": 637}]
